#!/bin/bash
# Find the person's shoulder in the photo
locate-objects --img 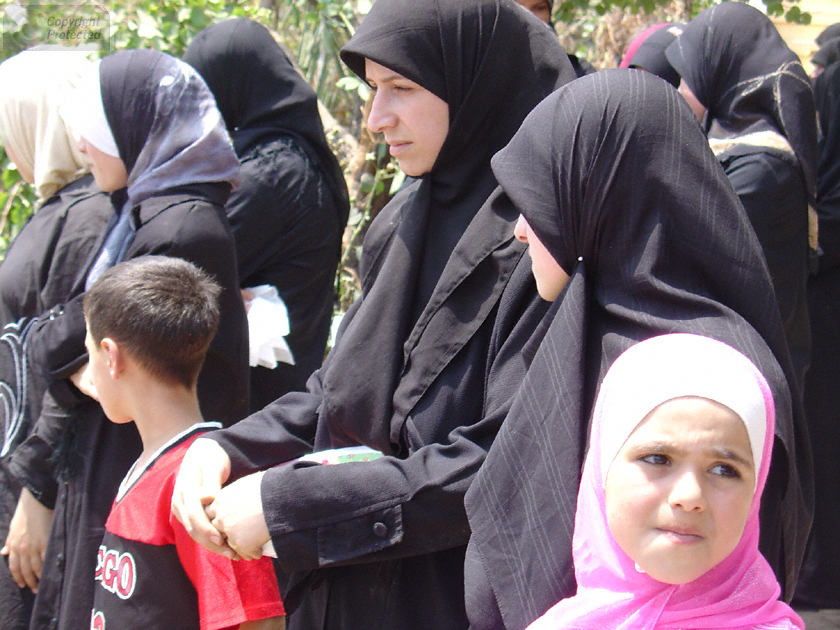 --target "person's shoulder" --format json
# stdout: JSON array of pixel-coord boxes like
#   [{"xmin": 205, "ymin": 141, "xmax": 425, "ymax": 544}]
[
  {"xmin": 237, "ymin": 135, "xmax": 318, "ymax": 191},
  {"xmin": 721, "ymin": 149, "xmax": 805, "ymax": 197},
  {"xmin": 135, "ymin": 183, "xmax": 231, "ymax": 225}
]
